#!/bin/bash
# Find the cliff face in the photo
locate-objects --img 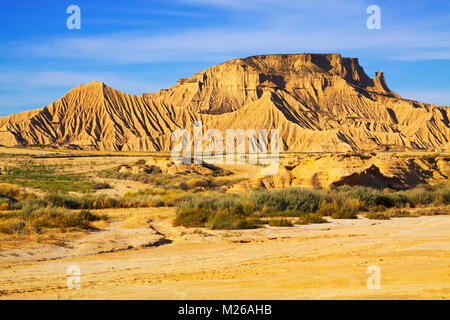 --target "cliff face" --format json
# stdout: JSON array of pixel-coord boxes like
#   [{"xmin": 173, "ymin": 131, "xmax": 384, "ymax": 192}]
[
  {"xmin": 0, "ymin": 54, "xmax": 449, "ymax": 152},
  {"xmin": 148, "ymin": 54, "xmax": 400, "ymax": 115}
]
